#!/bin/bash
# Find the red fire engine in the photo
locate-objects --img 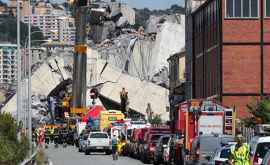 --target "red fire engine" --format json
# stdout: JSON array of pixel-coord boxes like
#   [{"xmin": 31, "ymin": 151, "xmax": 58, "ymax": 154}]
[{"xmin": 174, "ymin": 99, "xmax": 236, "ymax": 153}]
